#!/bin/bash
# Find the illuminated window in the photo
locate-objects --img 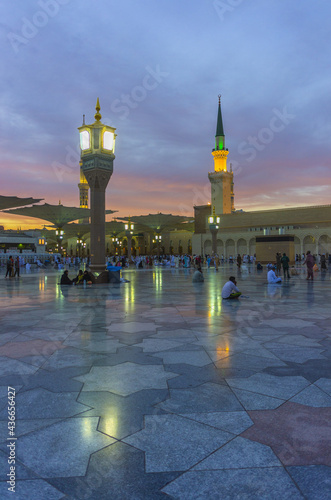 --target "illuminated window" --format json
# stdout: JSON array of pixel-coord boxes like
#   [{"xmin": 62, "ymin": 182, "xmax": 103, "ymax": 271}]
[
  {"xmin": 103, "ymin": 131, "xmax": 114, "ymax": 150},
  {"xmin": 80, "ymin": 130, "xmax": 90, "ymax": 150}
]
